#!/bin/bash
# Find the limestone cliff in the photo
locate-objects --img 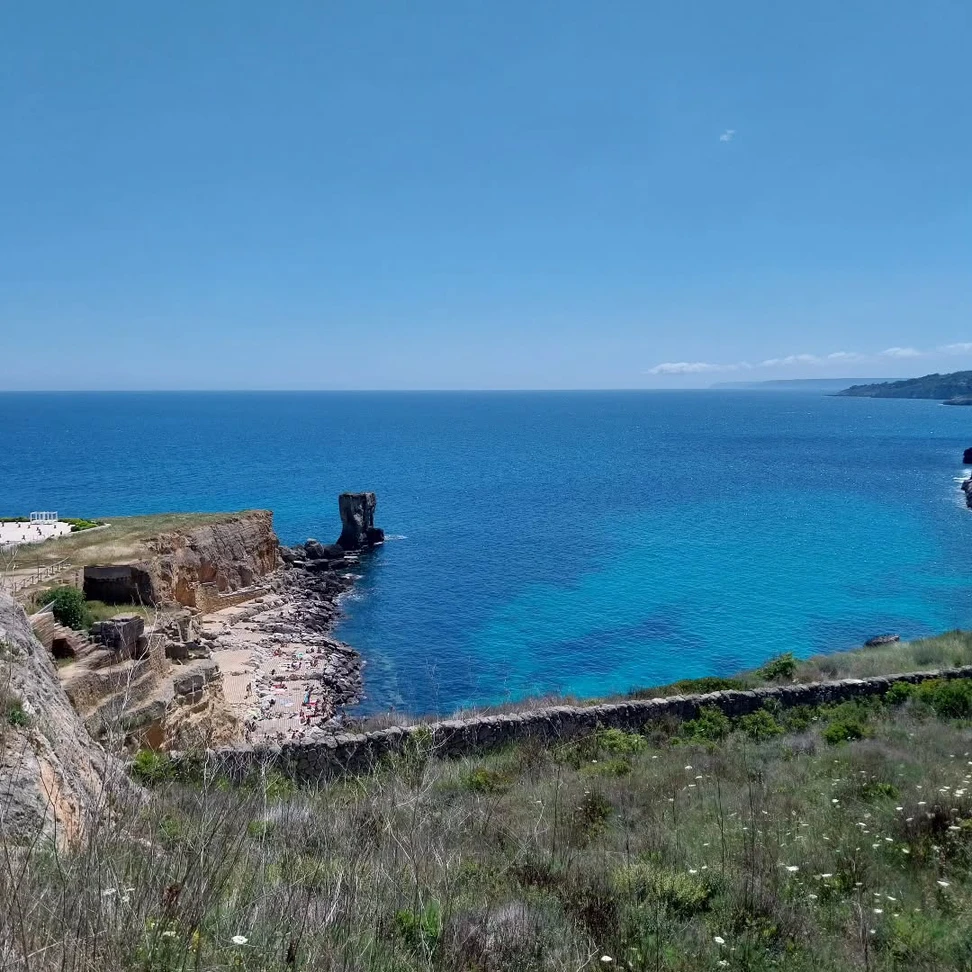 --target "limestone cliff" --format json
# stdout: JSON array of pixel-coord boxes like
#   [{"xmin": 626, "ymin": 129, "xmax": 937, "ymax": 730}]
[
  {"xmin": 0, "ymin": 593, "xmax": 124, "ymax": 845},
  {"xmin": 84, "ymin": 510, "xmax": 282, "ymax": 608},
  {"xmin": 147, "ymin": 510, "xmax": 281, "ymax": 606}
]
